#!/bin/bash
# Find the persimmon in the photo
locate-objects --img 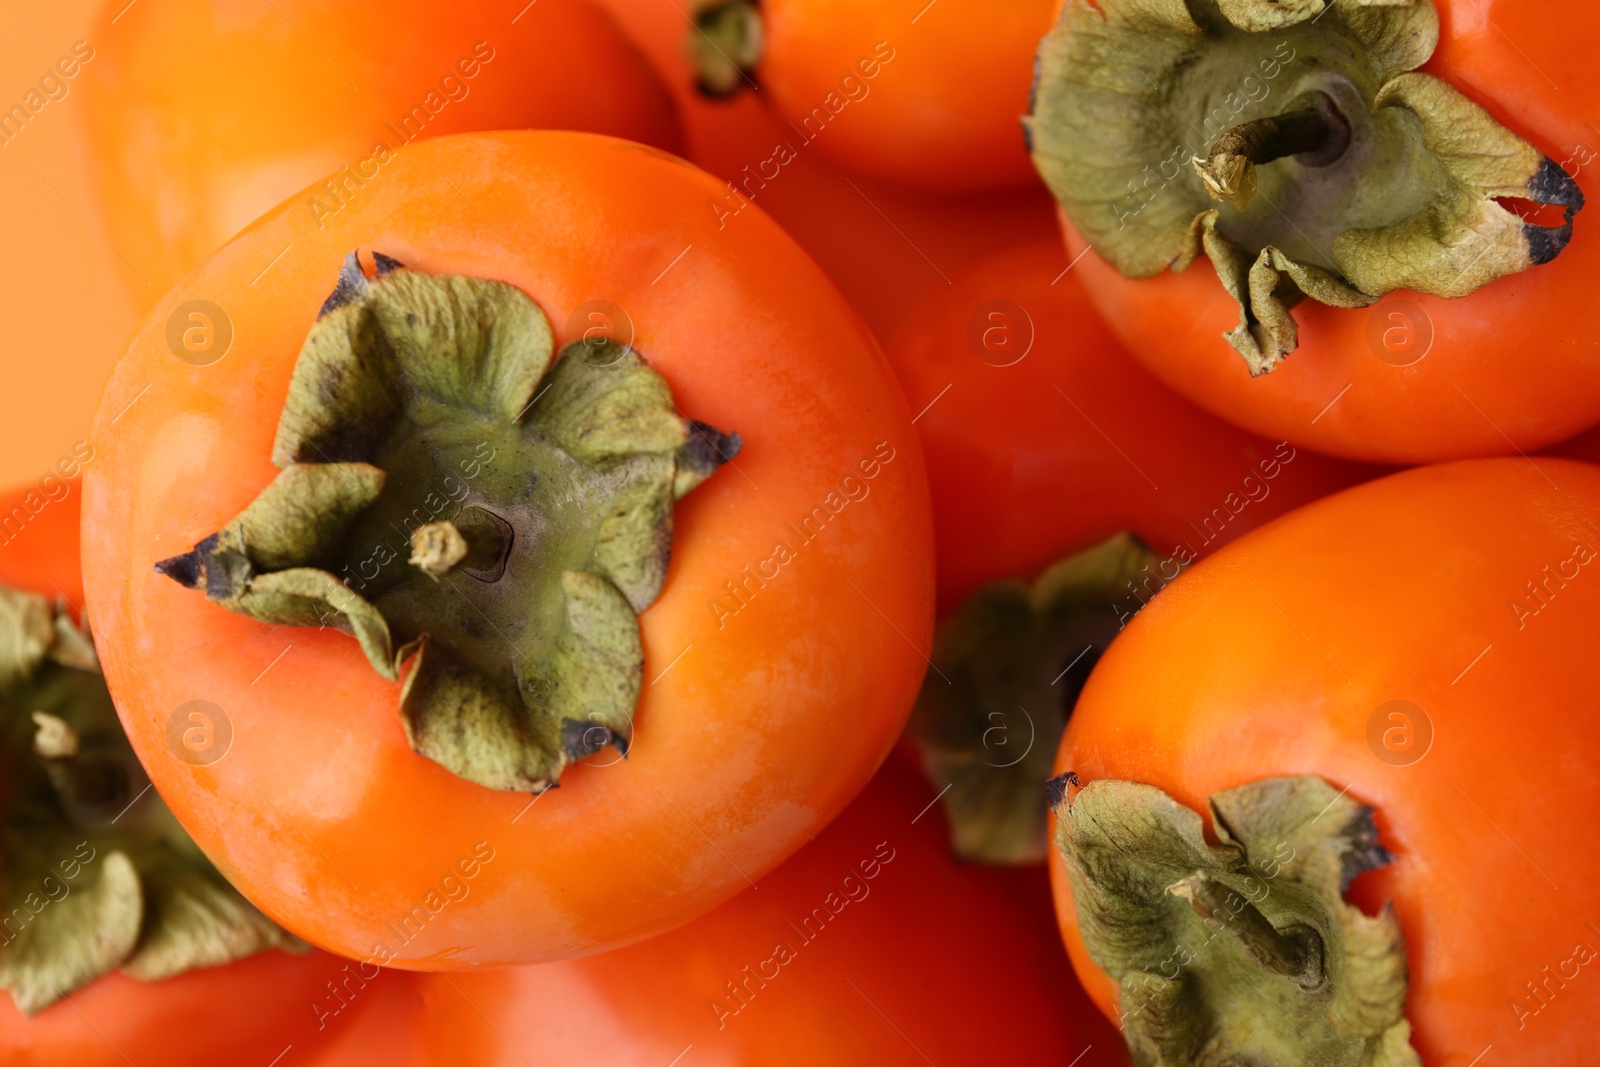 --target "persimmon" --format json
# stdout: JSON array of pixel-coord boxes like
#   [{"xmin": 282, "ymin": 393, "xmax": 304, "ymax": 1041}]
[
  {"xmin": 1050, "ymin": 459, "xmax": 1600, "ymax": 1063},
  {"xmin": 883, "ymin": 242, "xmax": 1381, "ymax": 864},
  {"xmin": 302, "ymin": 968, "xmax": 426, "ymax": 1067},
  {"xmin": 593, "ymin": 0, "xmax": 1061, "ymax": 339},
  {"xmin": 412, "ymin": 763, "xmax": 1128, "ymax": 1066},
  {"xmin": 1028, "ymin": 0, "xmax": 1598, "ymax": 464},
  {"xmin": 81, "ymin": 131, "xmax": 934, "ymax": 968},
  {"xmin": 885, "ymin": 240, "xmax": 1385, "ymax": 616},
  {"xmin": 82, "ymin": 0, "xmax": 682, "ymax": 304},
  {"xmin": 0, "ymin": 480, "xmax": 365, "ymax": 1067},
  {"xmin": 687, "ymin": 0, "xmax": 1054, "ymax": 191}
]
